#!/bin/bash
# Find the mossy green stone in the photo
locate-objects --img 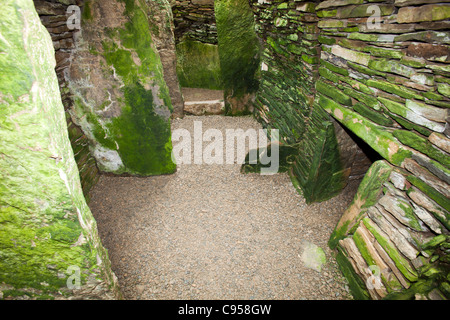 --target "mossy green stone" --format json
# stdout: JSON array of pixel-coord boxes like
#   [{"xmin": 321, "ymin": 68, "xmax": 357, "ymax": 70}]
[
  {"xmin": 367, "ymin": 79, "xmax": 424, "ymax": 100},
  {"xmin": 393, "ymin": 130, "xmax": 450, "ymax": 168},
  {"xmin": 316, "ymin": 80, "xmax": 352, "ymax": 106},
  {"xmin": 176, "ymin": 40, "xmax": 223, "ymax": 90},
  {"xmin": 335, "ymin": 246, "xmax": 370, "ymax": 300},
  {"xmin": 76, "ymin": 0, "xmax": 176, "ymax": 175},
  {"xmin": 0, "ymin": 0, "xmax": 119, "ymax": 299},
  {"xmin": 215, "ymin": 0, "xmax": 260, "ymax": 102}
]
